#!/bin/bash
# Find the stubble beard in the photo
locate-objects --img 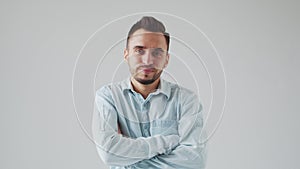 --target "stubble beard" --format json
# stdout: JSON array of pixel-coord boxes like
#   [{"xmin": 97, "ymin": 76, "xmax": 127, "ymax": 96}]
[{"xmin": 133, "ymin": 70, "xmax": 163, "ymax": 85}]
